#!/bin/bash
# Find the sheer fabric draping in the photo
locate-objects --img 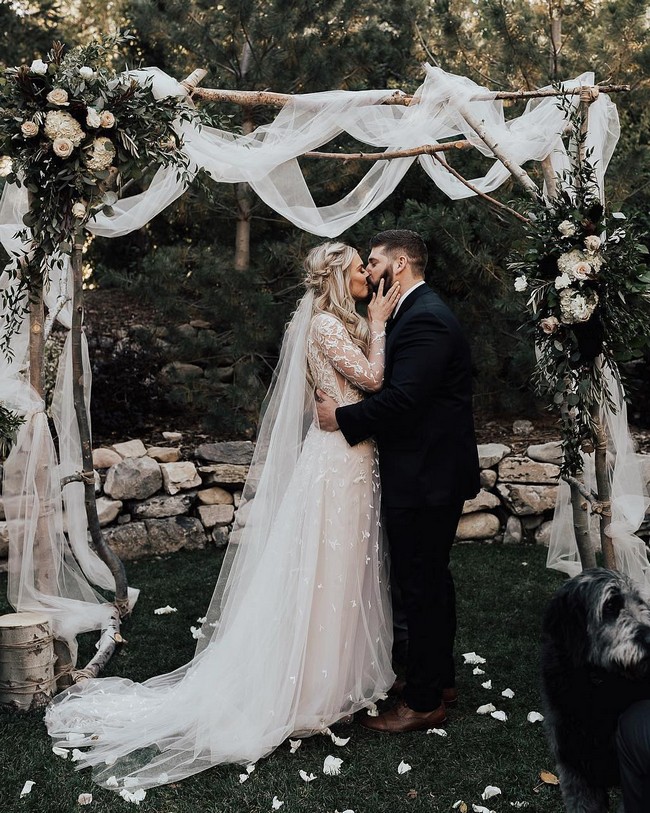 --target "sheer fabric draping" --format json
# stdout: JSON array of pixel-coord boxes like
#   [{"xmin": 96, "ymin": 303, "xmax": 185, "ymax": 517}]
[{"xmin": 0, "ymin": 63, "xmax": 633, "ymax": 657}]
